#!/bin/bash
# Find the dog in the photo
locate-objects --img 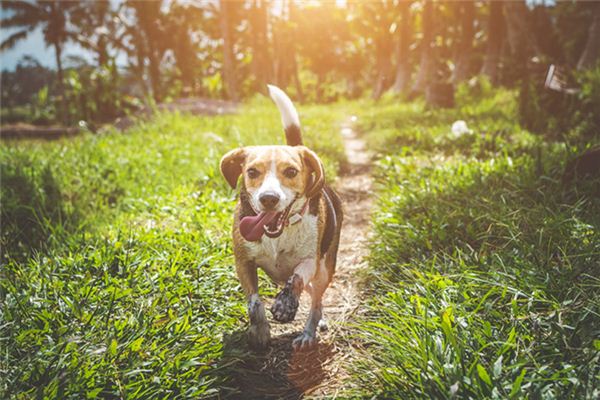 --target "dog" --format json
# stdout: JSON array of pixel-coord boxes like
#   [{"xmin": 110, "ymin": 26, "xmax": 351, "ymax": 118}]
[{"xmin": 220, "ymin": 85, "xmax": 343, "ymax": 350}]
